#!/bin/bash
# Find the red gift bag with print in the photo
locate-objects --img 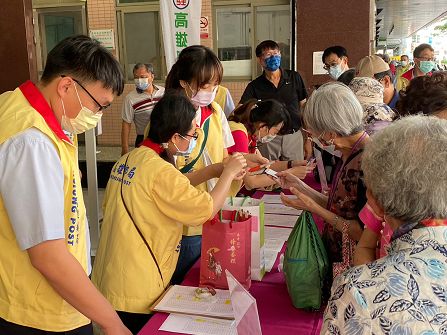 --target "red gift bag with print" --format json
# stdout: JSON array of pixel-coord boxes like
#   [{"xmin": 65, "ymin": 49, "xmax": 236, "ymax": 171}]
[{"xmin": 199, "ymin": 210, "xmax": 252, "ymax": 290}]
